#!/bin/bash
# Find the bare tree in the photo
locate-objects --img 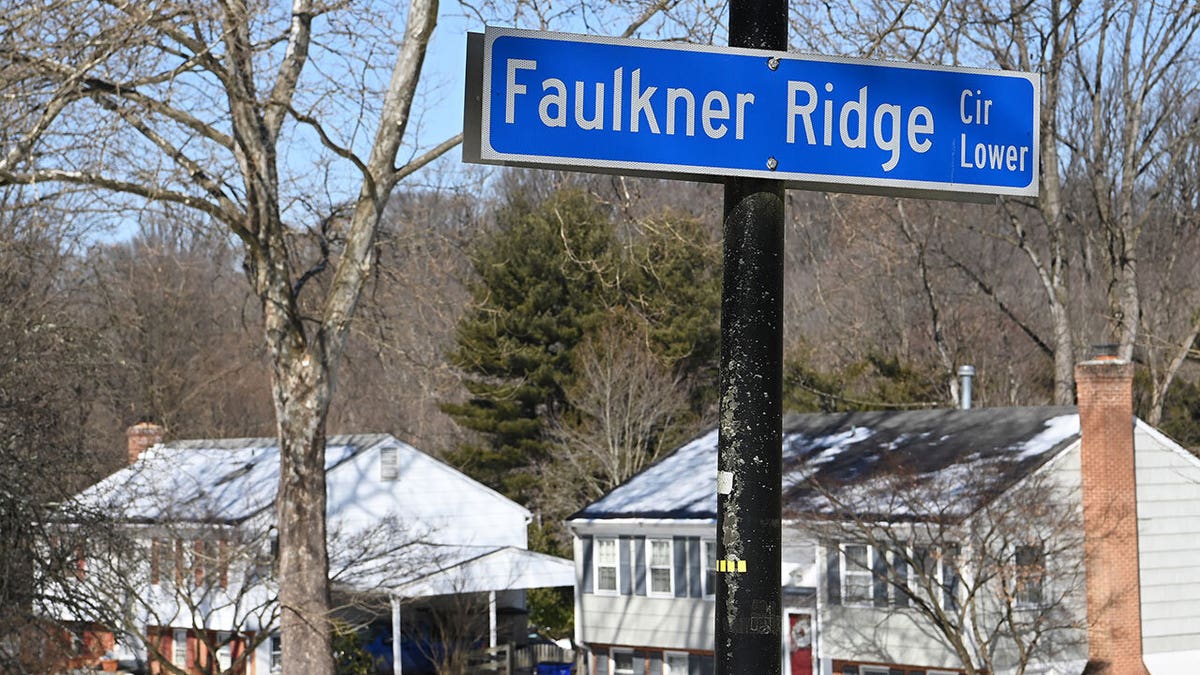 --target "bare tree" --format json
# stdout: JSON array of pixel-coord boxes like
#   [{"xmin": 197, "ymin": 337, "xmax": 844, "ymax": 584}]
[
  {"xmin": 0, "ymin": 186, "xmax": 117, "ymax": 674},
  {"xmin": 1, "ymin": 0, "xmax": 705, "ymax": 667},
  {"xmin": 1, "ymin": 0, "xmax": 447, "ymax": 668},
  {"xmin": 46, "ymin": 493, "xmax": 435, "ymax": 675},
  {"xmin": 791, "ymin": 467, "xmax": 1087, "ymax": 675},
  {"xmin": 542, "ymin": 320, "xmax": 693, "ymax": 522}
]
